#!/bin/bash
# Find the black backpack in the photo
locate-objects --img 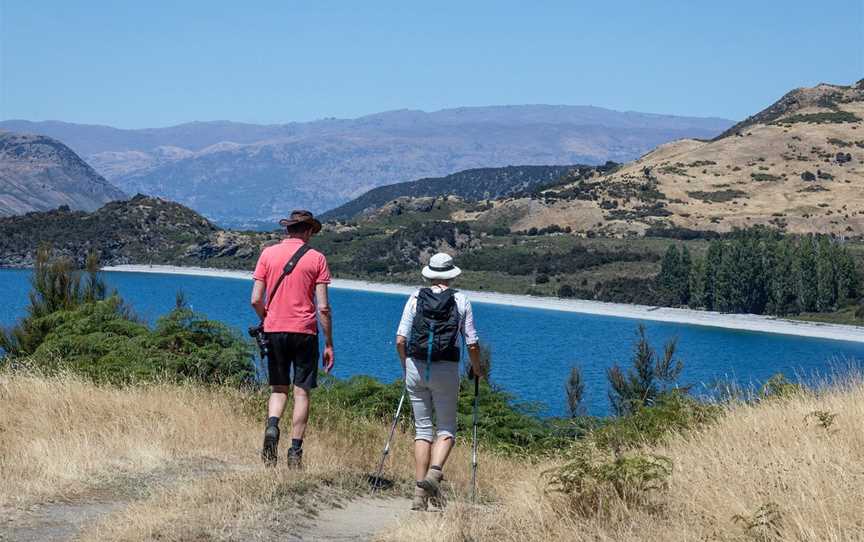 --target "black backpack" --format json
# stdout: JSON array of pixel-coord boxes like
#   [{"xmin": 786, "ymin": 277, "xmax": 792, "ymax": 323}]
[{"xmin": 408, "ymin": 288, "xmax": 461, "ymax": 362}]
